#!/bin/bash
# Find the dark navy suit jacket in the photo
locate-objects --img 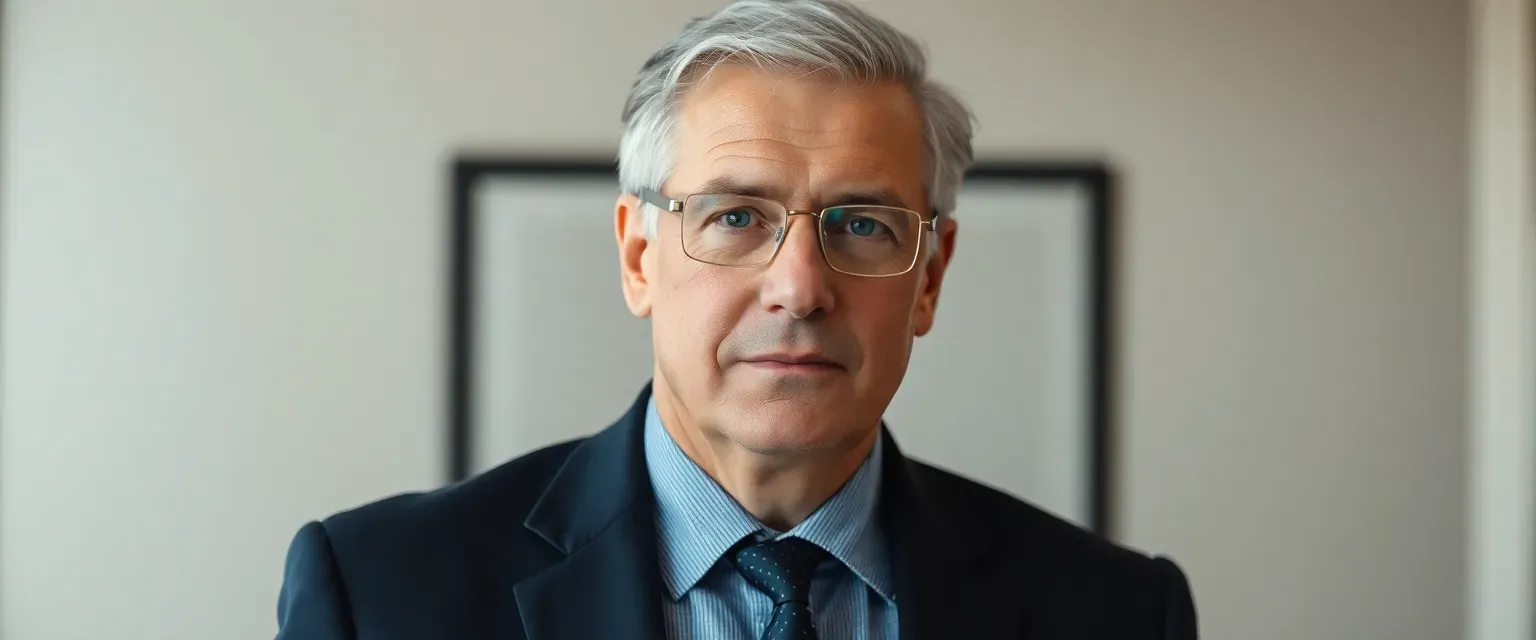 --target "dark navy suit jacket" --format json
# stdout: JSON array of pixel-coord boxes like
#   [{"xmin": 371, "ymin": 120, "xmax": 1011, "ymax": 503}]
[{"xmin": 275, "ymin": 385, "xmax": 1198, "ymax": 639}]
